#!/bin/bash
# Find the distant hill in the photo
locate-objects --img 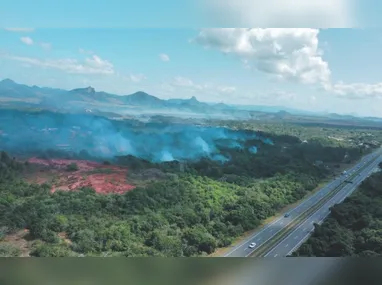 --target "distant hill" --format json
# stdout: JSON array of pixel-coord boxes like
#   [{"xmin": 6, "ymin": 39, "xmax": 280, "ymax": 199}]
[
  {"xmin": 123, "ymin": 91, "xmax": 165, "ymax": 107},
  {"xmin": 0, "ymin": 79, "xmax": 219, "ymax": 114},
  {"xmin": 1, "ymin": 78, "xmax": 381, "ymax": 122}
]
